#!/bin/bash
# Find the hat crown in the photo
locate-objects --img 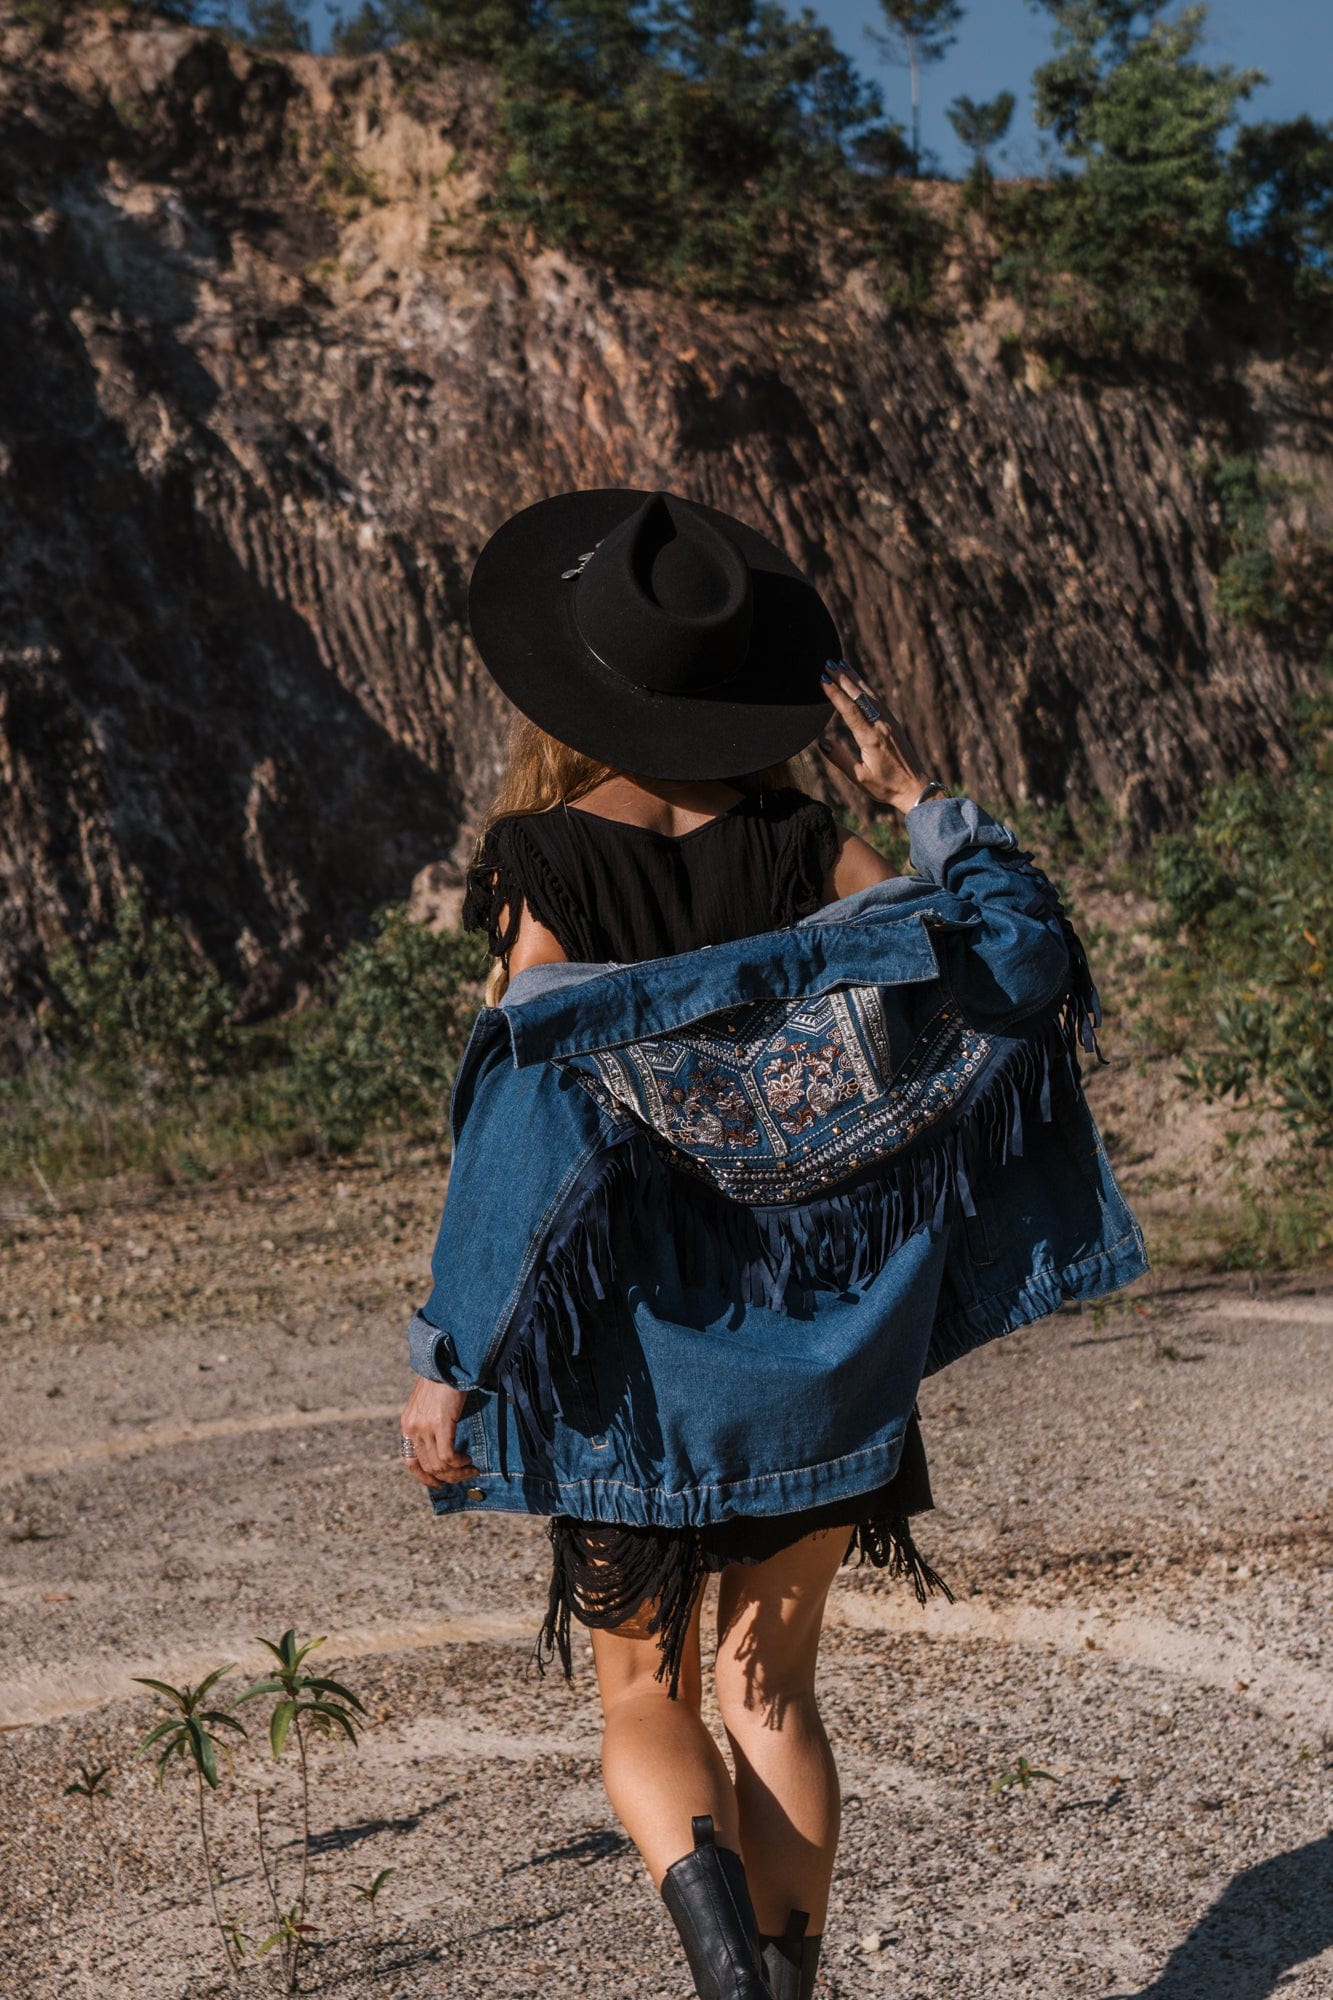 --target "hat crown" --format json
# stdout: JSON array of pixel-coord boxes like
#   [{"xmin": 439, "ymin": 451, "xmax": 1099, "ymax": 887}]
[{"xmin": 572, "ymin": 491, "xmax": 754, "ymax": 696}]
